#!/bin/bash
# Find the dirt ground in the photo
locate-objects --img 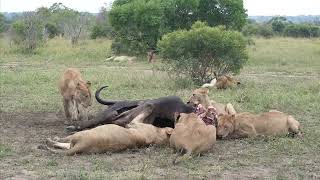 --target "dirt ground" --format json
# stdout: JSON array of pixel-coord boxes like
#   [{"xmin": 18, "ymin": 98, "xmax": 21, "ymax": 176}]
[{"xmin": 1, "ymin": 111, "xmax": 319, "ymax": 179}]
